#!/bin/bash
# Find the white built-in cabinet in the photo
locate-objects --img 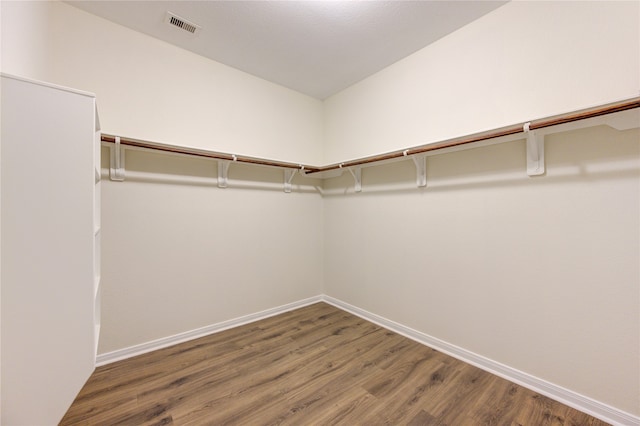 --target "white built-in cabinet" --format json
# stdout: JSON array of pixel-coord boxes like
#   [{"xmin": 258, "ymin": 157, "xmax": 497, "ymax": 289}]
[{"xmin": 1, "ymin": 74, "xmax": 101, "ymax": 425}]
